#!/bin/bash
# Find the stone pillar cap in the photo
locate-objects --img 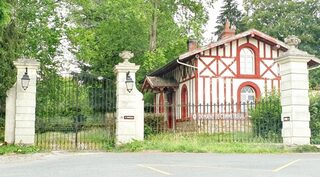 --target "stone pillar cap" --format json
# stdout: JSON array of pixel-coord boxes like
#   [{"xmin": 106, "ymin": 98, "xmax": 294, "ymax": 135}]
[
  {"xmin": 119, "ymin": 51, "xmax": 134, "ymax": 63},
  {"xmin": 13, "ymin": 58, "xmax": 40, "ymax": 67},
  {"xmin": 276, "ymin": 35, "xmax": 320, "ymax": 69},
  {"xmin": 279, "ymin": 35, "xmax": 313, "ymax": 58}
]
